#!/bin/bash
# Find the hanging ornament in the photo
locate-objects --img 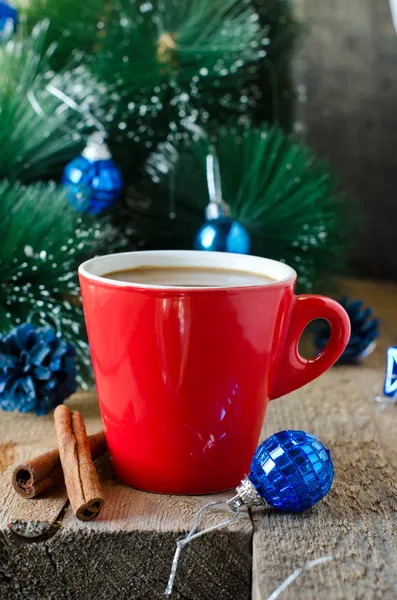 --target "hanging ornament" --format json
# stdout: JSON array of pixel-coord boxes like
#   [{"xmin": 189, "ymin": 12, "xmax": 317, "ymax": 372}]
[
  {"xmin": 383, "ymin": 345, "xmax": 397, "ymax": 399},
  {"xmin": 0, "ymin": 323, "xmax": 77, "ymax": 416},
  {"xmin": 0, "ymin": 1, "xmax": 17, "ymax": 40},
  {"xmin": 313, "ymin": 296, "xmax": 379, "ymax": 365},
  {"xmin": 193, "ymin": 153, "xmax": 251, "ymax": 254},
  {"xmin": 165, "ymin": 430, "xmax": 334, "ymax": 596},
  {"xmin": 62, "ymin": 133, "xmax": 123, "ymax": 215}
]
